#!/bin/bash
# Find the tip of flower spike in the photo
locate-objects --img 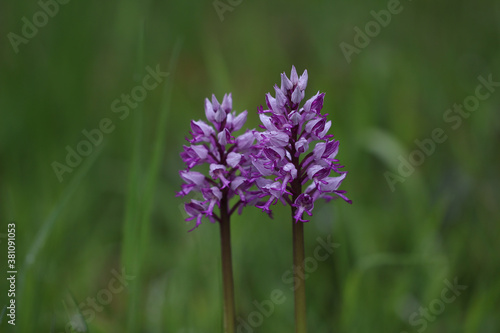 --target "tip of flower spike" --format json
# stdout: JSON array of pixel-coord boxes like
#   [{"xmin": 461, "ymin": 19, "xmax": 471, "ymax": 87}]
[
  {"xmin": 281, "ymin": 72, "xmax": 293, "ymax": 92},
  {"xmin": 298, "ymin": 69, "xmax": 308, "ymax": 91},
  {"xmin": 204, "ymin": 98, "xmax": 215, "ymax": 122},
  {"xmin": 221, "ymin": 93, "xmax": 232, "ymax": 113},
  {"xmin": 290, "ymin": 65, "xmax": 298, "ymax": 85},
  {"xmin": 211, "ymin": 94, "xmax": 220, "ymax": 110}
]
